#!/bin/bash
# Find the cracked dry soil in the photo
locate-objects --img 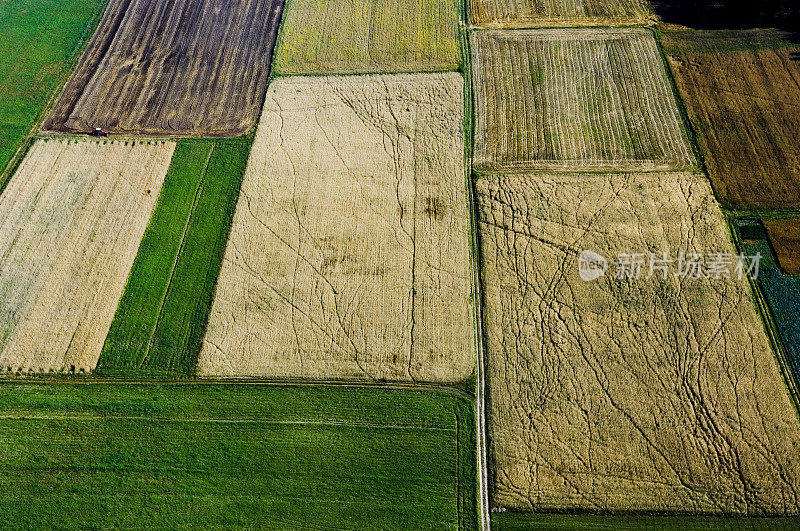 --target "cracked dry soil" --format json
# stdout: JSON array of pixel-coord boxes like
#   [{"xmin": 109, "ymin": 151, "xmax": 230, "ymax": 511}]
[
  {"xmin": 478, "ymin": 171, "xmax": 800, "ymax": 514},
  {"xmin": 198, "ymin": 73, "xmax": 474, "ymax": 383}
]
